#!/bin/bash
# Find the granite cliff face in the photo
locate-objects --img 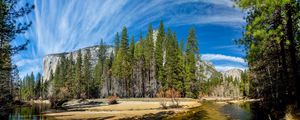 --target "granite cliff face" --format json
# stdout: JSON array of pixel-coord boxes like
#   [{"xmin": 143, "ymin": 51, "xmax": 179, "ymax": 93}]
[
  {"xmin": 42, "ymin": 46, "xmax": 114, "ymax": 82},
  {"xmin": 222, "ymin": 68, "xmax": 243, "ymax": 81}
]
